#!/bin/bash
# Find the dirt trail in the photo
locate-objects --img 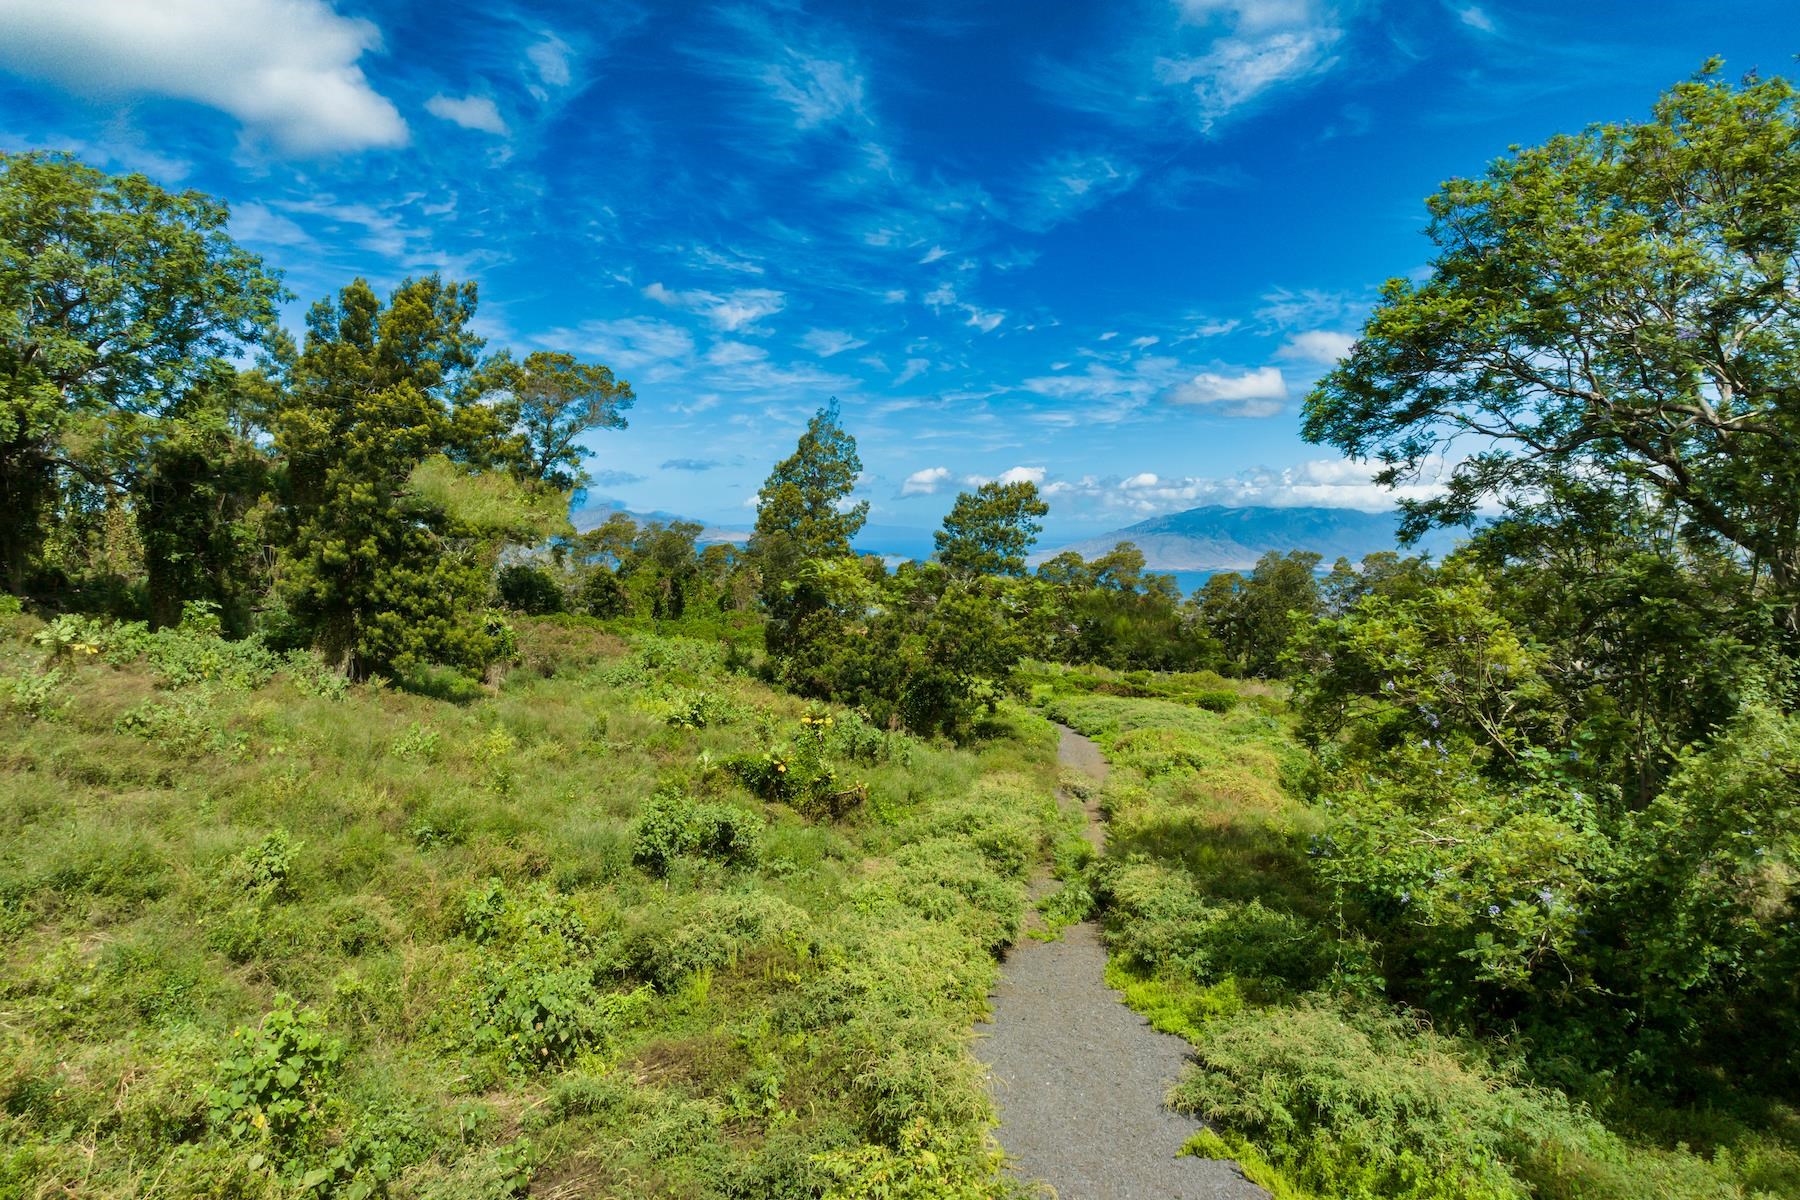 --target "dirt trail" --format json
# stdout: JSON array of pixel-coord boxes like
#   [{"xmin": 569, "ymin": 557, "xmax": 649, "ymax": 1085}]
[{"xmin": 973, "ymin": 726, "xmax": 1267, "ymax": 1200}]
